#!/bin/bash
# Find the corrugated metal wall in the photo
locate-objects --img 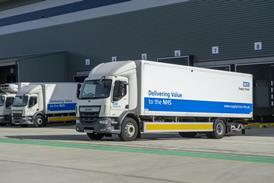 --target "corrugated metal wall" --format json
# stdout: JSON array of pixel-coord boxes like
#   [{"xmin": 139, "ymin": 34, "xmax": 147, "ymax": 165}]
[
  {"xmin": 17, "ymin": 52, "xmax": 67, "ymax": 82},
  {"xmin": 0, "ymin": 1, "xmax": 273, "ymax": 80}
]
